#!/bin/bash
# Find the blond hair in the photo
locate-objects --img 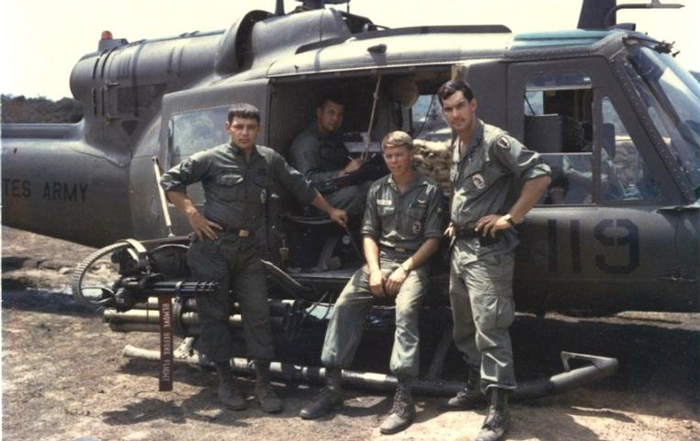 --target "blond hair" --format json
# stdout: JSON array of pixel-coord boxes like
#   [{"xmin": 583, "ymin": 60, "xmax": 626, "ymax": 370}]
[{"xmin": 381, "ymin": 131, "xmax": 413, "ymax": 151}]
